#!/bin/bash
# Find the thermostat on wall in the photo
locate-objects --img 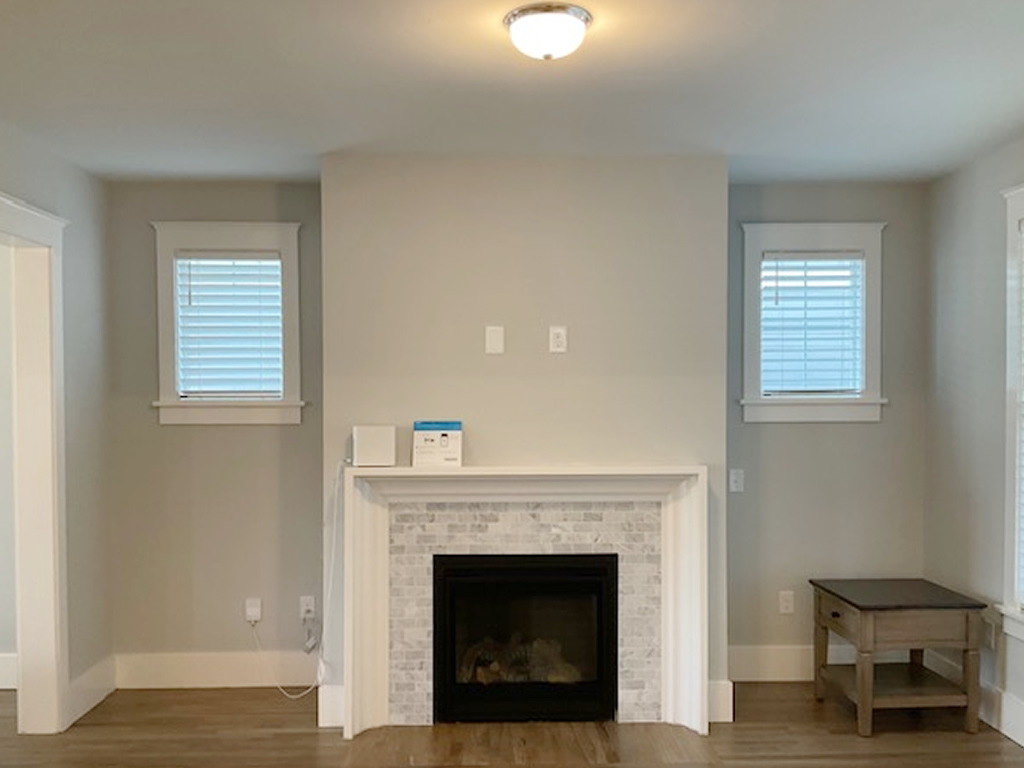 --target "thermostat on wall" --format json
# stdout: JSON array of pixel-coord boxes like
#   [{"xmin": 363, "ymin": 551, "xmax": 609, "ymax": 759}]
[{"xmin": 352, "ymin": 425, "xmax": 396, "ymax": 467}]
